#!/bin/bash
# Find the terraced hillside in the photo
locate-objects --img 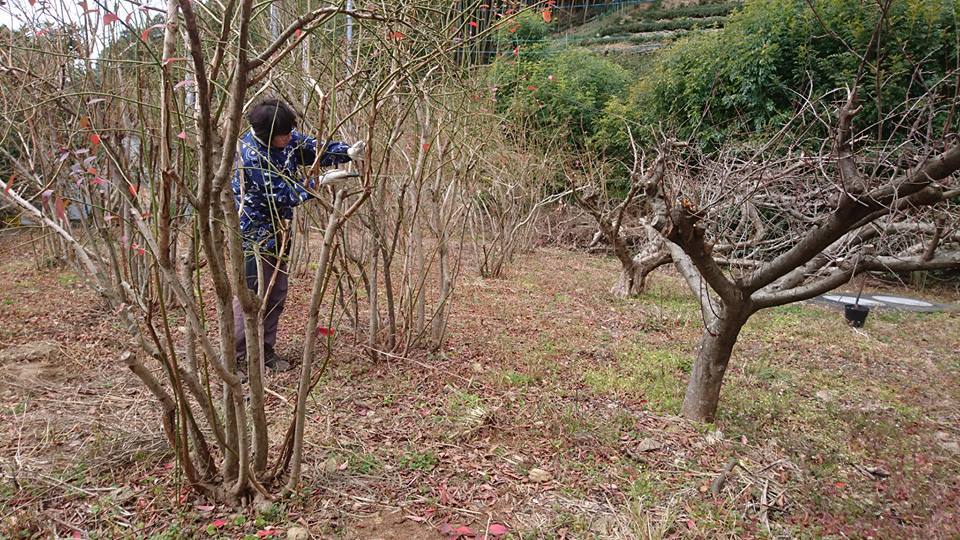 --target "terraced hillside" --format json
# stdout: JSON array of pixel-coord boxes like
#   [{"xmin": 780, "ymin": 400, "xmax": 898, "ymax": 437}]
[{"xmin": 563, "ymin": 0, "xmax": 742, "ymax": 59}]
